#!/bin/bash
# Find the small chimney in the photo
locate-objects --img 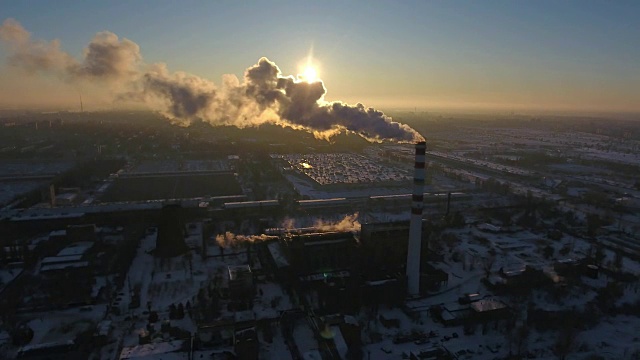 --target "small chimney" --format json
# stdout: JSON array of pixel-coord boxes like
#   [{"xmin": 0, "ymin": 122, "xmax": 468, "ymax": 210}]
[
  {"xmin": 246, "ymin": 242, "xmax": 252, "ymax": 266},
  {"xmin": 49, "ymin": 184, "xmax": 56, "ymax": 208},
  {"xmin": 202, "ymin": 220, "xmax": 212, "ymax": 261},
  {"xmin": 406, "ymin": 141, "xmax": 426, "ymax": 296}
]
